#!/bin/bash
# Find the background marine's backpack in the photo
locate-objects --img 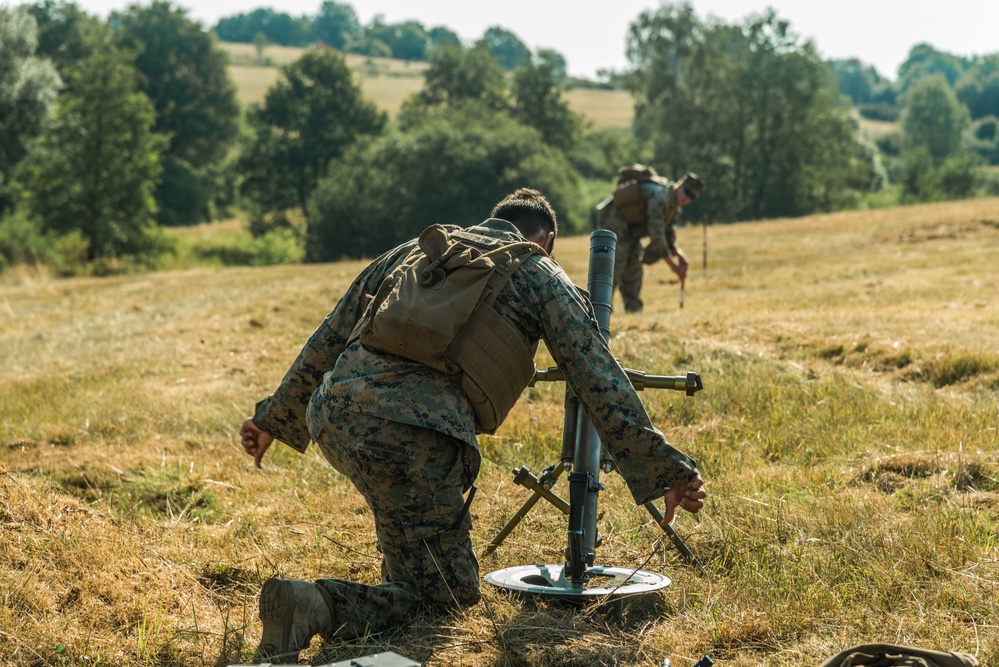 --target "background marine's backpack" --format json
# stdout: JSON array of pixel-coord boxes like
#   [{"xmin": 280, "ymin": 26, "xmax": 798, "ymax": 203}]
[
  {"xmin": 611, "ymin": 163, "xmax": 669, "ymax": 225},
  {"xmin": 350, "ymin": 224, "xmax": 544, "ymax": 434}
]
